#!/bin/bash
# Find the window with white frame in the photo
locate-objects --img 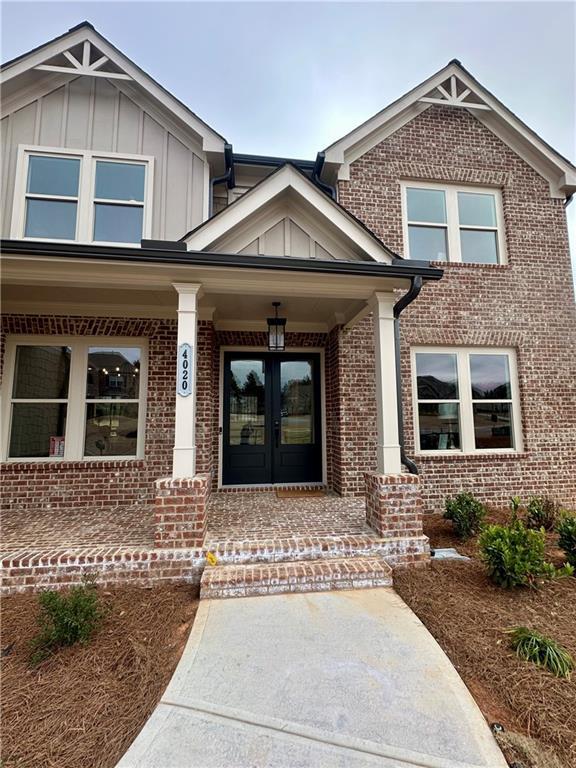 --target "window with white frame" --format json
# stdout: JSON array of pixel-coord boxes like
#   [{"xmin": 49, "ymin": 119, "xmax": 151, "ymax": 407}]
[
  {"xmin": 402, "ymin": 182, "xmax": 505, "ymax": 264},
  {"xmin": 13, "ymin": 147, "xmax": 153, "ymax": 245},
  {"xmin": 3, "ymin": 339, "xmax": 146, "ymax": 461},
  {"xmin": 412, "ymin": 347, "xmax": 521, "ymax": 453}
]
